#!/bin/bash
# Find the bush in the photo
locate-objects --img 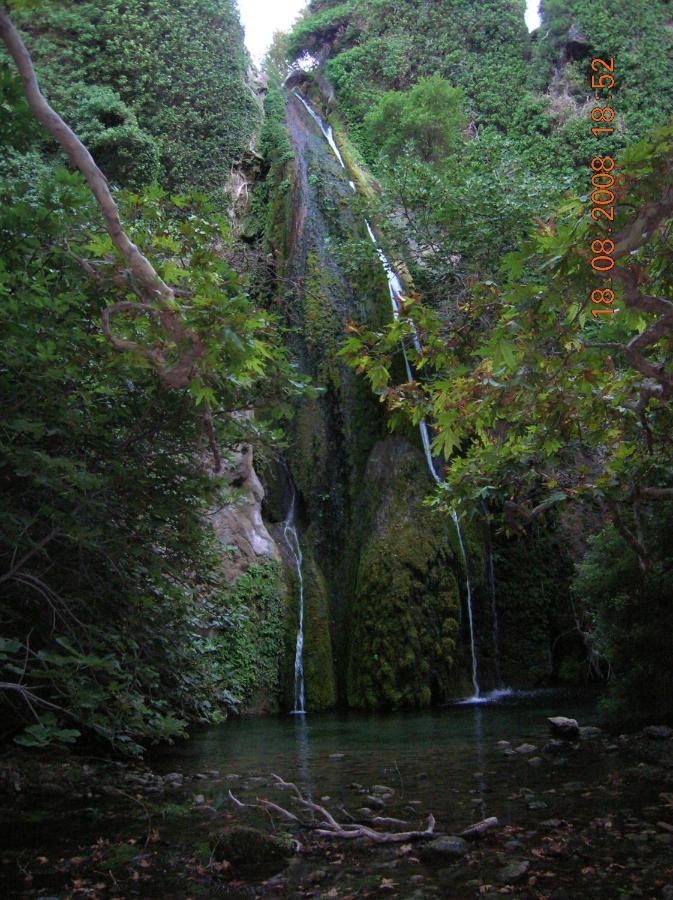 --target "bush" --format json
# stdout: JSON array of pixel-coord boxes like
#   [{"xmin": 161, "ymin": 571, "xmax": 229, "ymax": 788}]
[{"xmin": 365, "ymin": 75, "xmax": 465, "ymax": 164}]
